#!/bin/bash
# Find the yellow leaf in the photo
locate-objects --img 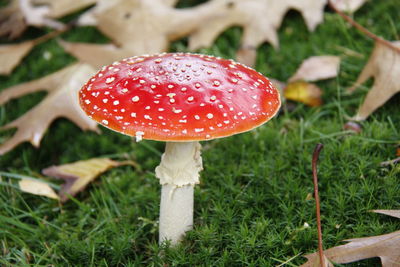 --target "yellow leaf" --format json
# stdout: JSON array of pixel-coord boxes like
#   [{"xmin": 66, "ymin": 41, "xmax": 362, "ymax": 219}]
[
  {"xmin": 284, "ymin": 81, "xmax": 322, "ymax": 107},
  {"xmin": 42, "ymin": 158, "xmax": 133, "ymax": 202},
  {"xmin": 18, "ymin": 179, "xmax": 59, "ymax": 200}
]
